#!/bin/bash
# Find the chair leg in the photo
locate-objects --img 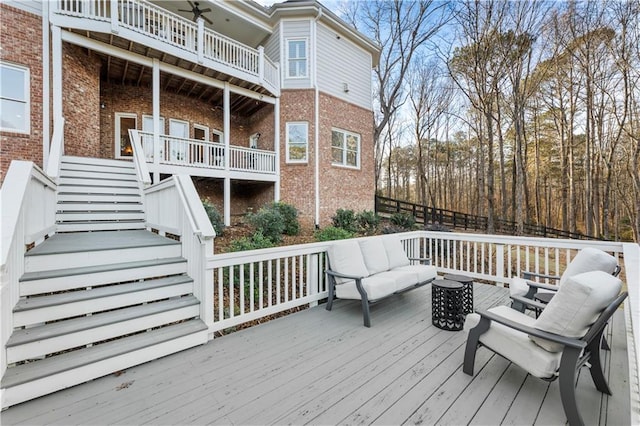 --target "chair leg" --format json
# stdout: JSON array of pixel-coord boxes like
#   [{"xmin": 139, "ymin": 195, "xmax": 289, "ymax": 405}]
[
  {"xmin": 558, "ymin": 347, "xmax": 585, "ymax": 426},
  {"xmin": 588, "ymin": 338, "xmax": 612, "ymax": 395},
  {"xmin": 326, "ymin": 276, "xmax": 335, "ymax": 312},
  {"xmin": 510, "ymin": 300, "xmax": 526, "ymax": 313},
  {"xmin": 463, "ymin": 317, "xmax": 490, "ymax": 375},
  {"xmin": 361, "ymin": 298, "xmax": 371, "ymax": 328}
]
